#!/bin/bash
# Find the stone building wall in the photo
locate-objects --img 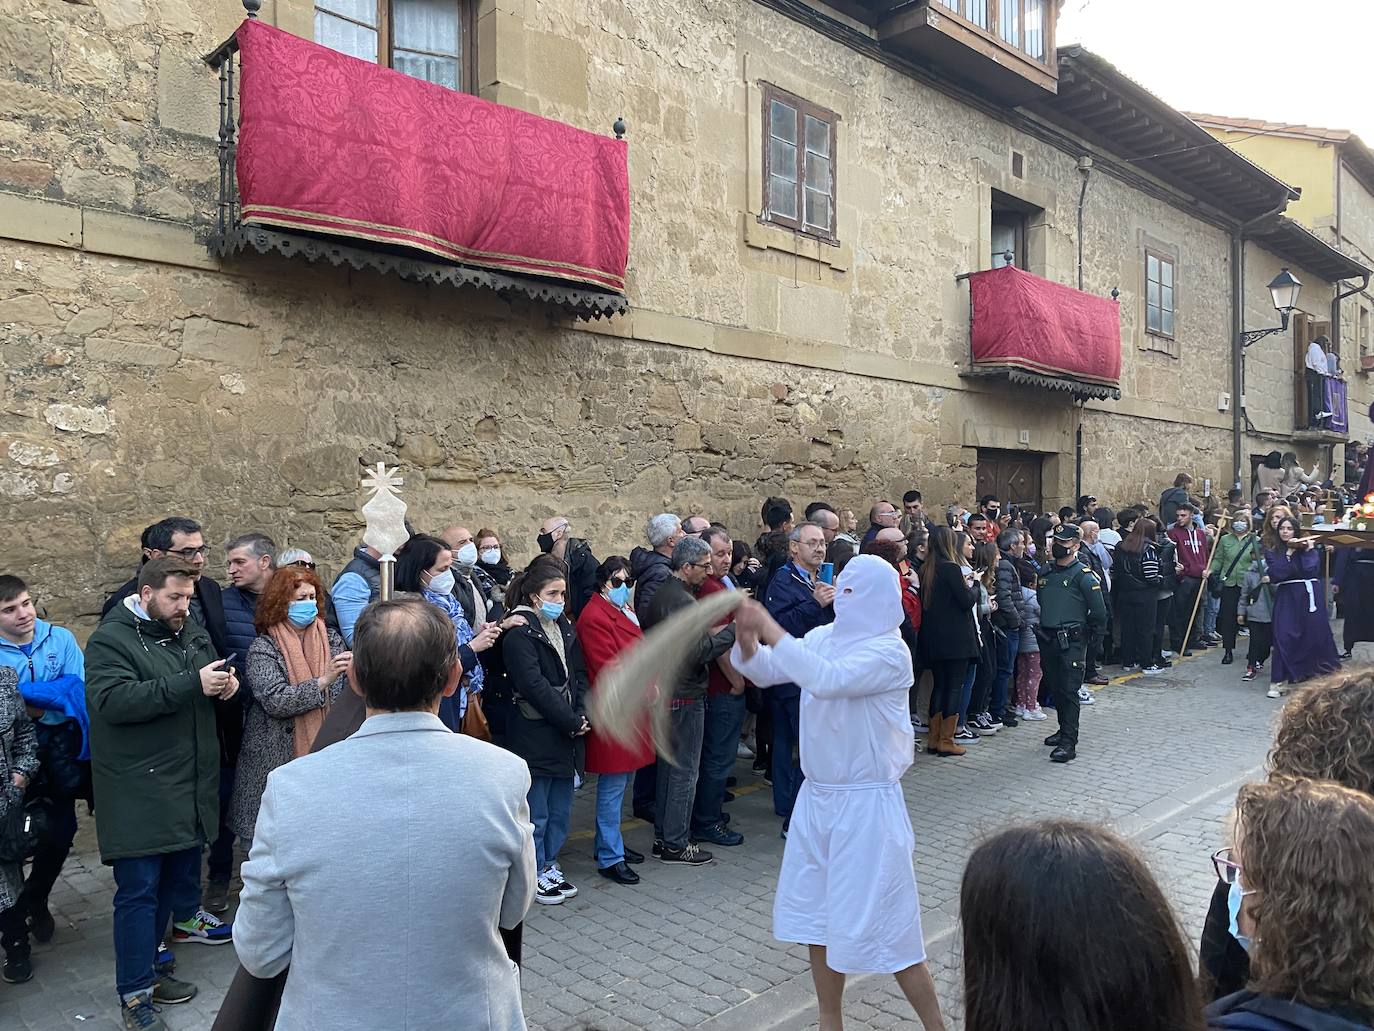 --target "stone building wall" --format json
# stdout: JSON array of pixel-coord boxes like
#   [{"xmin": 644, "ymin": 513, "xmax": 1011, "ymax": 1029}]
[{"xmin": 0, "ymin": 0, "xmax": 1338, "ymax": 632}]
